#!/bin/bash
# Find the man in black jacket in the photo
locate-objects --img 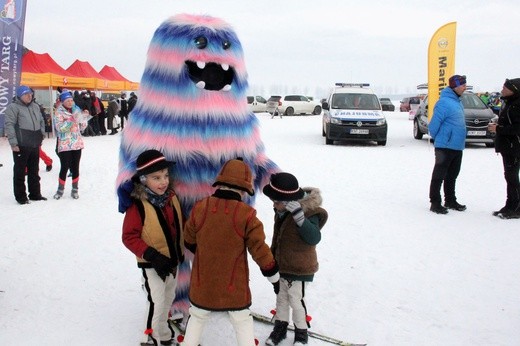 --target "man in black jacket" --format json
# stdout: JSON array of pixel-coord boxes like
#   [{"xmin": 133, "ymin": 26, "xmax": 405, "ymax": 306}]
[
  {"xmin": 488, "ymin": 78, "xmax": 520, "ymax": 219},
  {"xmin": 119, "ymin": 91, "xmax": 129, "ymax": 129},
  {"xmin": 127, "ymin": 92, "xmax": 138, "ymax": 115}
]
